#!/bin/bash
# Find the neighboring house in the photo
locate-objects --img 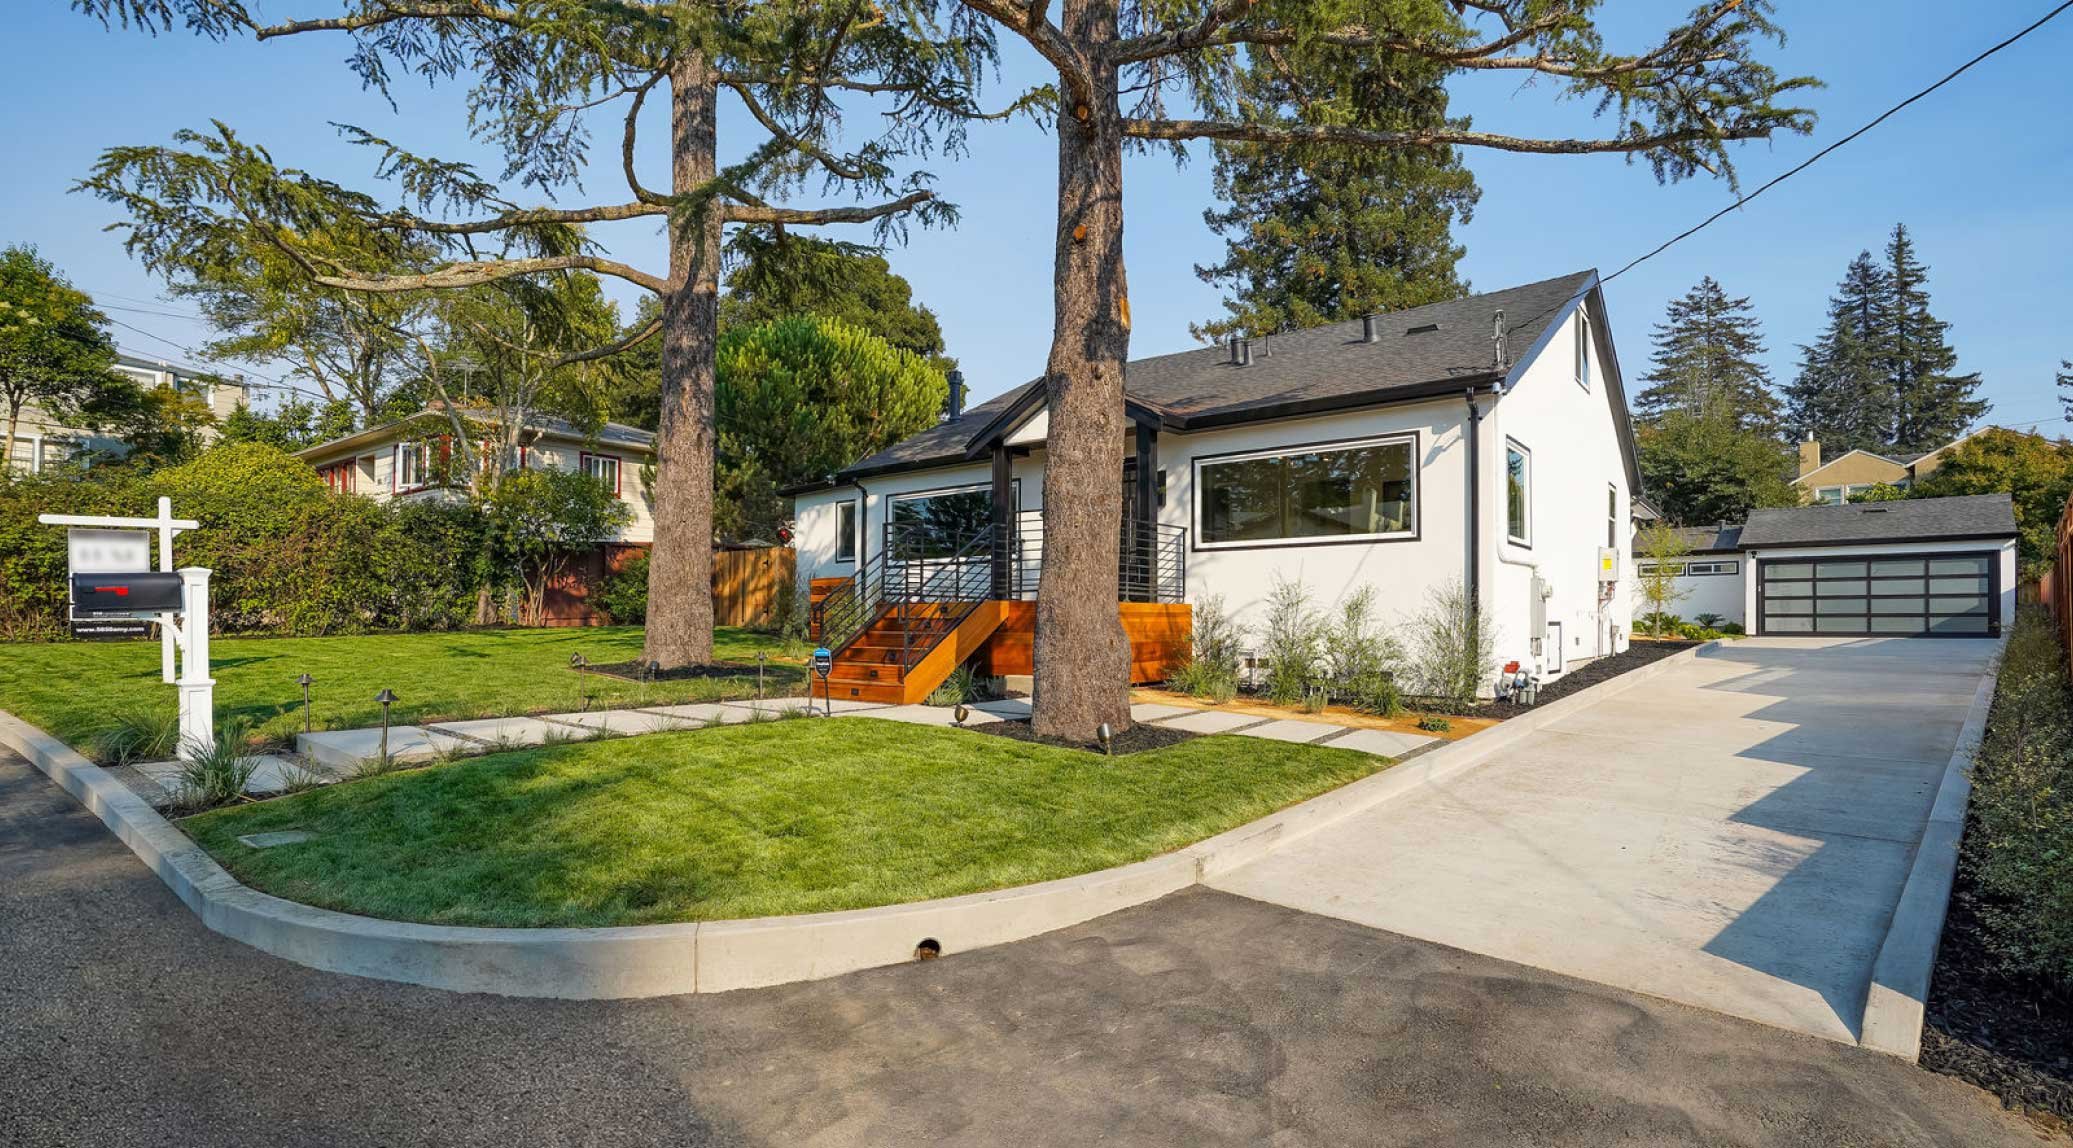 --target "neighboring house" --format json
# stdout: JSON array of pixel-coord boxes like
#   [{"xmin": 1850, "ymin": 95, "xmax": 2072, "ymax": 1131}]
[
  {"xmin": 1629, "ymin": 494, "xmax": 2018, "ymax": 635},
  {"xmin": 5, "ymin": 352, "xmax": 248, "ymax": 474},
  {"xmin": 295, "ymin": 408, "xmax": 658, "ymax": 546},
  {"xmin": 790, "ymin": 270, "xmax": 1638, "ymax": 701},
  {"xmin": 1634, "ymin": 523, "xmax": 1745, "ymax": 625},
  {"xmin": 1793, "ymin": 427, "xmax": 2001, "ymax": 504}
]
